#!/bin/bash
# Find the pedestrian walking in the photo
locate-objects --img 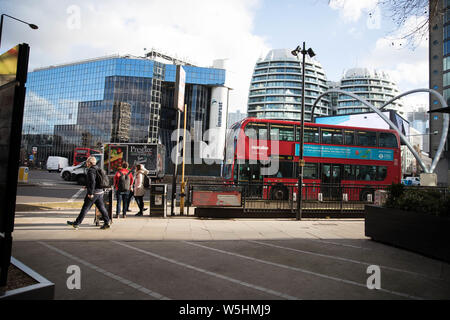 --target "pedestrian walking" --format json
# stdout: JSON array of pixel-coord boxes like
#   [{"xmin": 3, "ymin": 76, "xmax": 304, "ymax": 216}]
[
  {"xmin": 67, "ymin": 156, "xmax": 111, "ymax": 230},
  {"xmin": 134, "ymin": 164, "xmax": 149, "ymax": 216},
  {"xmin": 114, "ymin": 162, "xmax": 133, "ymax": 218},
  {"xmin": 125, "ymin": 165, "xmax": 136, "ymax": 213}
]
